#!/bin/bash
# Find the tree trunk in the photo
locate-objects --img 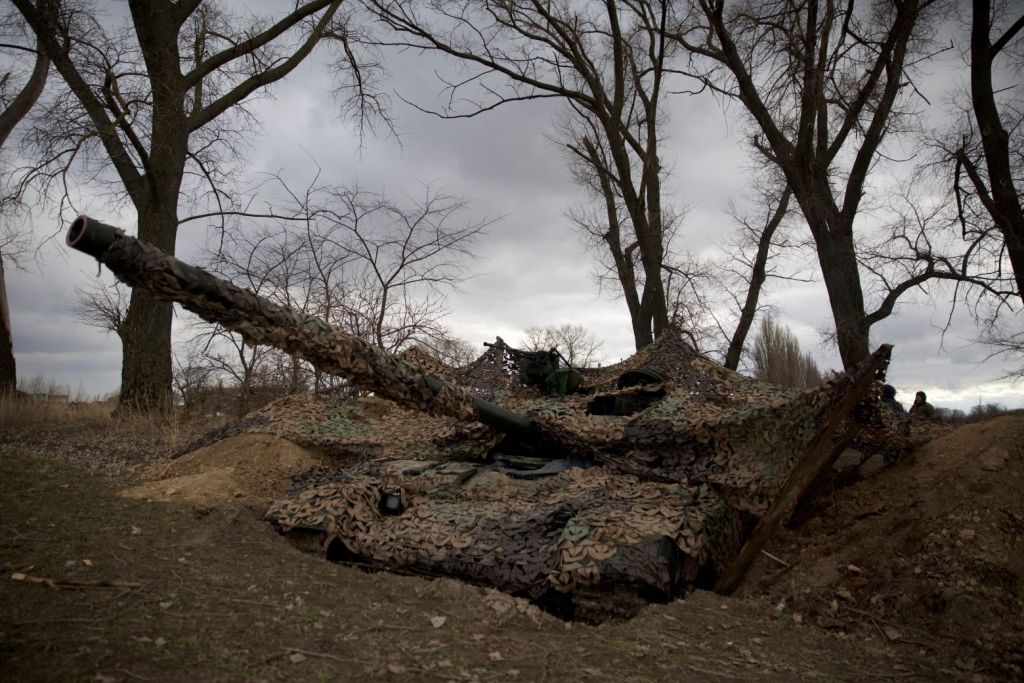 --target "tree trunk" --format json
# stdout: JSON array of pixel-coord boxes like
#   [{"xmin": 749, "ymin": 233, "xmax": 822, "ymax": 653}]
[
  {"xmin": 238, "ymin": 366, "xmax": 252, "ymax": 417},
  {"xmin": 970, "ymin": 0, "xmax": 1024, "ymax": 299},
  {"xmin": 1004, "ymin": 220, "xmax": 1024, "ymax": 298},
  {"xmin": 630, "ymin": 301, "xmax": 655, "ymax": 351},
  {"xmin": 289, "ymin": 356, "xmax": 304, "ymax": 394},
  {"xmin": 0, "ymin": 40, "xmax": 48, "ymax": 397},
  {"xmin": 642, "ymin": 162, "xmax": 671, "ymax": 340},
  {"xmin": 816, "ymin": 230, "xmax": 870, "ymax": 369},
  {"xmin": 640, "ymin": 253, "xmax": 670, "ymax": 340},
  {"xmin": 795, "ymin": 188, "xmax": 870, "ymax": 369},
  {"xmin": 0, "ymin": 257, "xmax": 16, "ymax": 395},
  {"xmin": 117, "ymin": 206, "xmax": 176, "ymax": 412},
  {"xmin": 119, "ymin": 290, "xmax": 173, "ymax": 412}
]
